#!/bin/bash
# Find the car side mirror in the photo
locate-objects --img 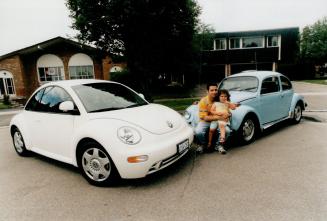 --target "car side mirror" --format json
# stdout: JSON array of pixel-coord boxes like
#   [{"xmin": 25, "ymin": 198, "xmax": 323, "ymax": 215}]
[{"xmin": 59, "ymin": 101, "xmax": 80, "ymax": 115}]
